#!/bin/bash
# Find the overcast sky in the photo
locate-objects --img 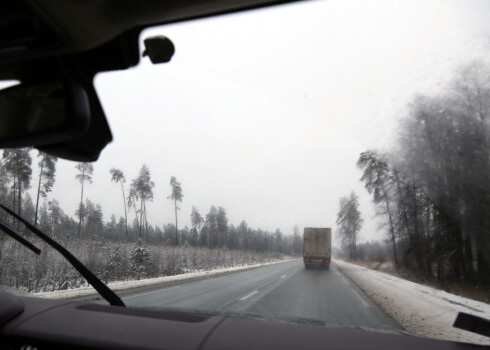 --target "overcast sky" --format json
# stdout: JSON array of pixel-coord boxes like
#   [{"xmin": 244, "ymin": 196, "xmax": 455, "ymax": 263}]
[{"xmin": 30, "ymin": 0, "xmax": 490, "ymax": 243}]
